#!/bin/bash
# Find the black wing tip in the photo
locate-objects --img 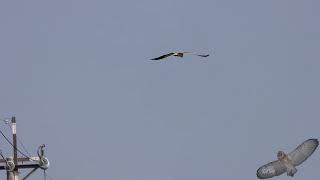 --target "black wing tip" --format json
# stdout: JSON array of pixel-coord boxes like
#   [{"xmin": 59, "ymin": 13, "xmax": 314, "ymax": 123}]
[
  {"xmin": 306, "ymin": 139, "xmax": 319, "ymax": 144},
  {"xmin": 256, "ymin": 169, "xmax": 261, "ymax": 179},
  {"xmin": 256, "ymin": 167, "xmax": 266, "ymax": 179},
  {"xmin": 198, "ymin": 54, "xmax": 210, "ymax": 57},
  {"xmin": 256, "ymin": 163, "xmax": 277, "ymax": 179},
  {"xmin": 311, "ymin": 139, "xmax": 319, "ymax": 146},
  {"xmin": 150, "ymin": 57, "xmax": 163, "ymax": 60},
  {"xmin": 150, "ymin": 53, "xmax": 174, "ymax": 60},
  {"xmin": 256, "ymin": 174, "xmax": 265, "ymax": 179},
  {"xmin": 256, "ymin": 173, "xmax": 269, "ymax": 179}
]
